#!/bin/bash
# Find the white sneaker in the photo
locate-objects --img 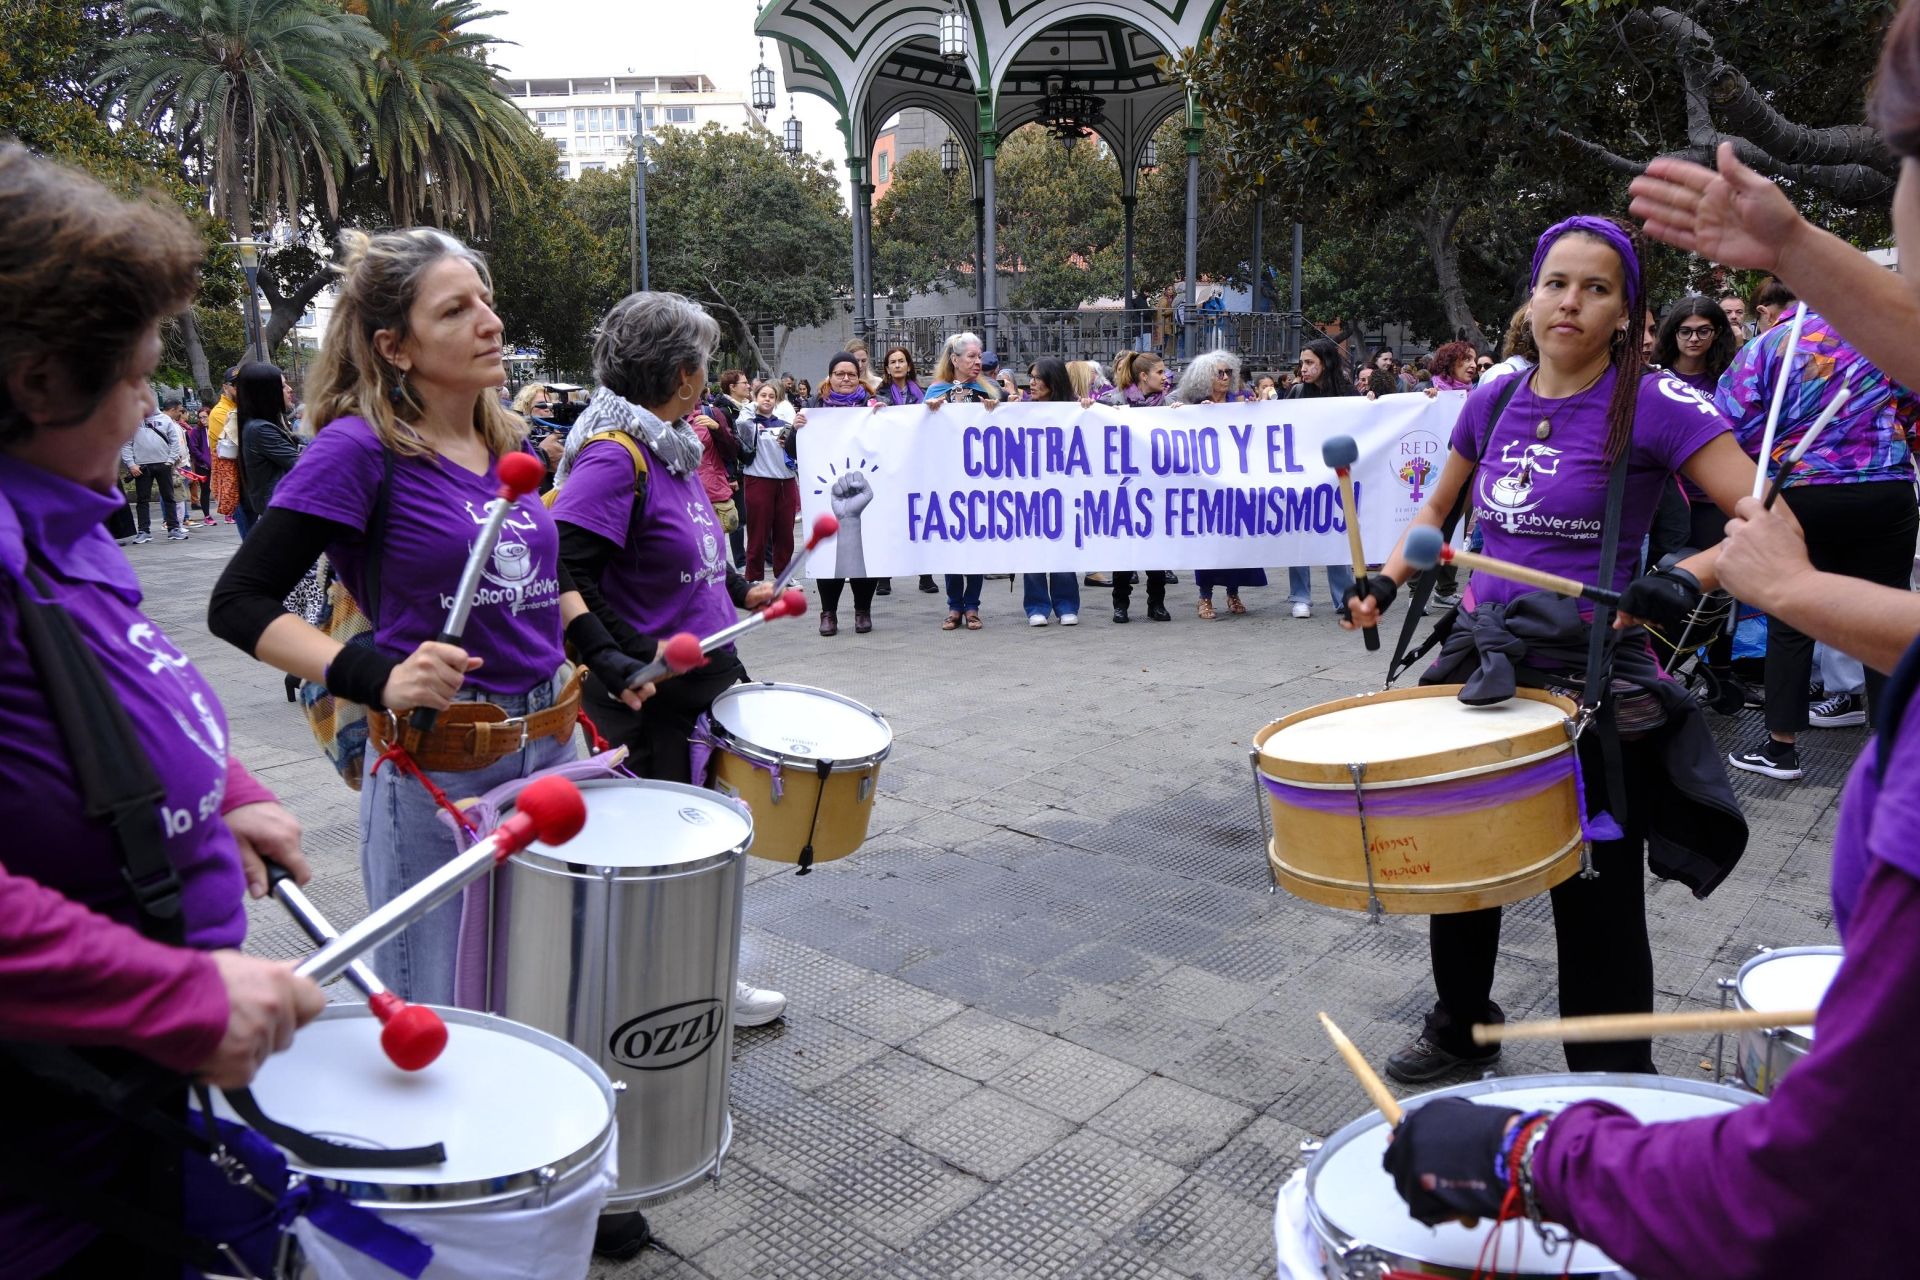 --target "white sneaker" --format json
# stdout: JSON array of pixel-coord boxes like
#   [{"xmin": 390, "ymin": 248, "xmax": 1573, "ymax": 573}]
[
  {"xmin": 733, "ymin": 980, "xmax": 787, "ymax": 1027},
  {"xmin": 1028, "ymin": 614, "xmax": 1049, "ymax": 627},
  {"xmin": 1291, "ymin": 602, "xmax": 1312, "ymax": 619},
  {"xmin": 1057, "ymin": 612, "xmax": 1079, "ymax": 626}
]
